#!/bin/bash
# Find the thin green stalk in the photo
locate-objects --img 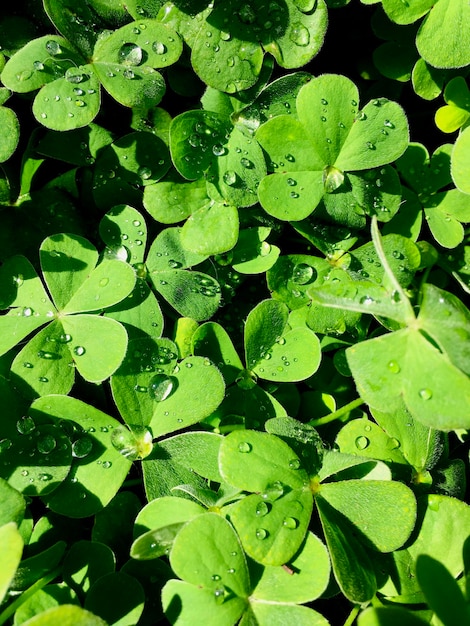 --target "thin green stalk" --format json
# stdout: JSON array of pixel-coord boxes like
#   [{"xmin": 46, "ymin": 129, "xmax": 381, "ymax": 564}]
[
  {"xmin": 308, "ymin": 397, "xmax": 365, "ymax": 427},
  {"xmin": 343, "ymin": 604, "xmax": 361, "ymax": 626},
  {"xmin": 0, "ymin": 567, "xmax": 61, "ymax": 626}
]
